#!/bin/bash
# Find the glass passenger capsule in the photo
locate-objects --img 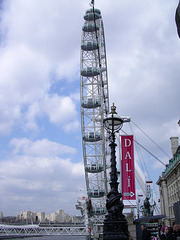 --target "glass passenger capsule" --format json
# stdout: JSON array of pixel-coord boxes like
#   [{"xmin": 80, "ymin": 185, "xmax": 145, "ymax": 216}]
[
  {"xmin": 83, "ymin": 132, "xmax": 102, "ymax": 142},
  {"xmin": 81, "ymin": 41, "xmax": 98, "ymax": 51},
  {"xmin": 101, "ymin": 67, "xmax": 107, "ymax": 72},
  {"xmin": 81, "ymin": 98, "xmax": 101, "ymax": 108},
  {"xmin": 84, "ymin": 12, "xmax": 101, "ymax": 21},
  {"xmin": 87, "ymin": 189, "xmax": 105, "ymax": 198},
  {"xmin": 86, "ymin": 9, "xmax": 101, "ymax": 15},
  {"xmin": 82, "ymin": 23, "xmax": 99, "ymax": 32},
  {"xmin": 81, "ymin": 67, "xmax": 100, "ymax": 77},
  {"xmin": 85, "ymin": 163, "xmax": 103, "ymax": 173},
  {"xmin": 91, "ymin": 207, "xmax": 107, "ymax": 215},
  {"xmin": 102, "ymin": 79, "xmax": 107, "ymax": 85}
]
